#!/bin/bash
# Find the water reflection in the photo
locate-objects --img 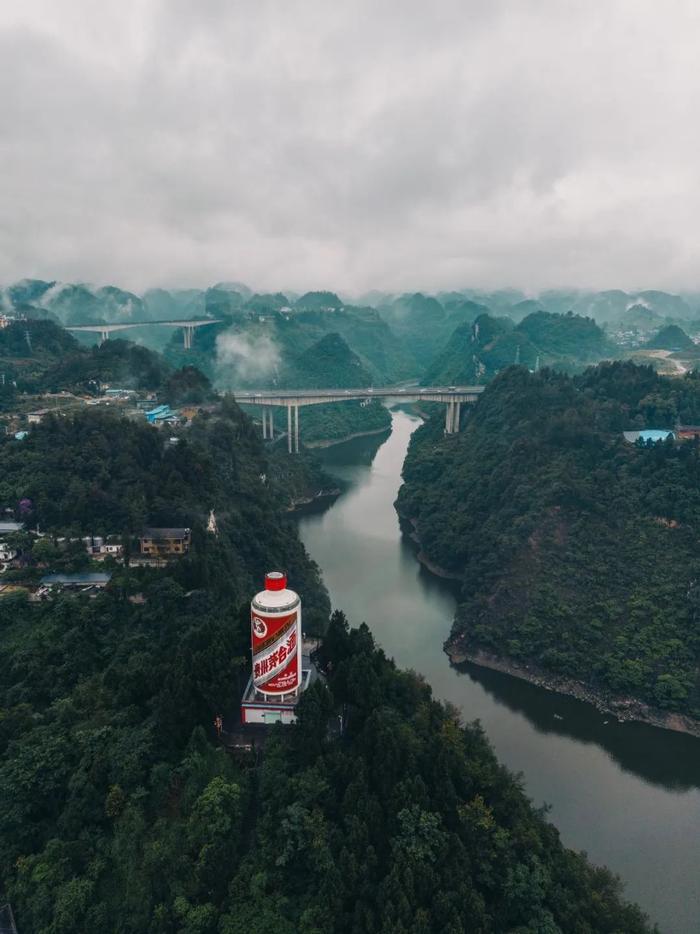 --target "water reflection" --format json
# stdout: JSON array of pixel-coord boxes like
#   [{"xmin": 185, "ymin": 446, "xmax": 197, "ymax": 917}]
[{"xmin": 454, "ymin": 661, "xmax": 700, "ymax": 791}]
